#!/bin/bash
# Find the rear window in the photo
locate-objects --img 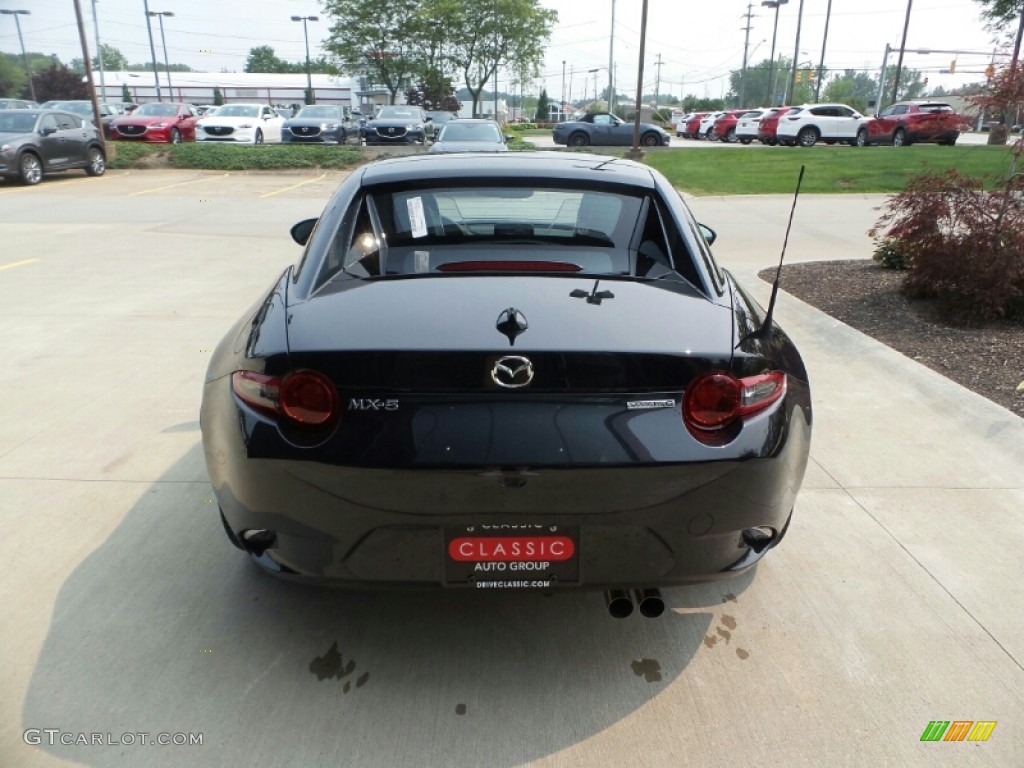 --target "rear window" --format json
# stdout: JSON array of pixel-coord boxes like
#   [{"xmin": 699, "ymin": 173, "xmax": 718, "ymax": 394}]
[{"xmin": 312, "ymin": 185, "xmax": 675, "ymax": 288}]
